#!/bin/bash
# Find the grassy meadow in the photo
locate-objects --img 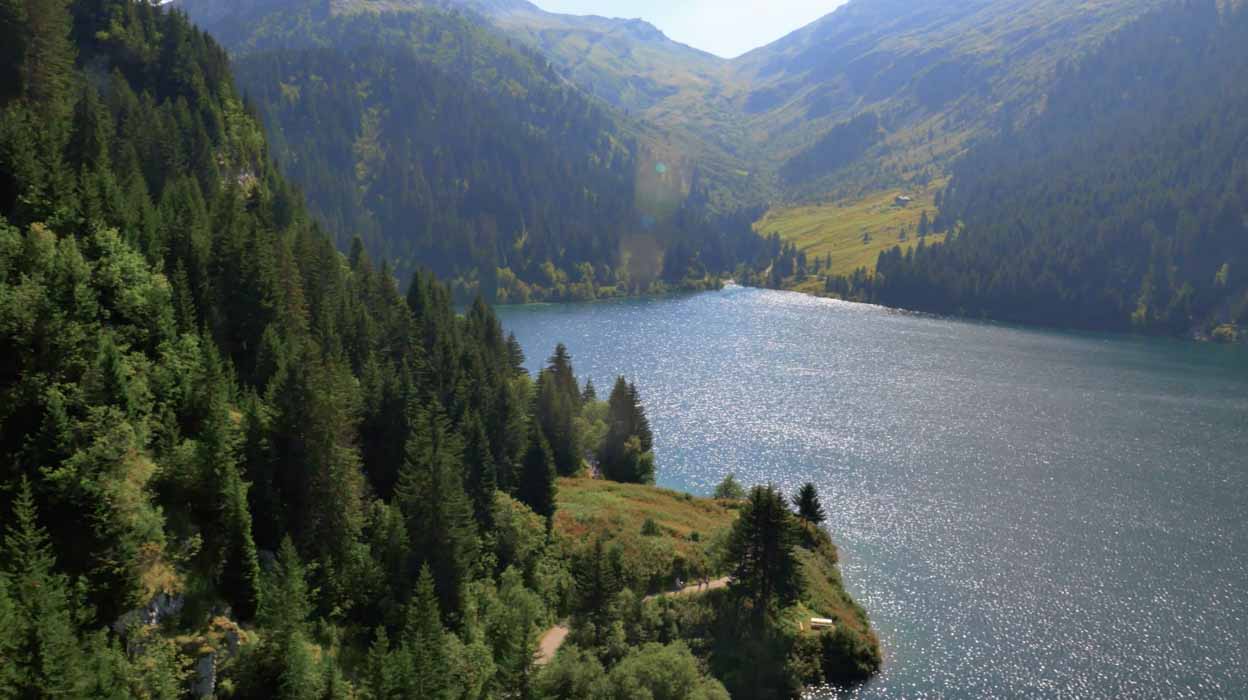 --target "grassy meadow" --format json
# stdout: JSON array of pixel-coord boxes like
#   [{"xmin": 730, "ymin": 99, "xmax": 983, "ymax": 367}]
[
  {"xmin": 756, "ymin": 184, "xmax": 947, "ymax": 278},
  {"xmin": 553, "ymin": 477, "xmax": 739, "ymax": 591}
]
